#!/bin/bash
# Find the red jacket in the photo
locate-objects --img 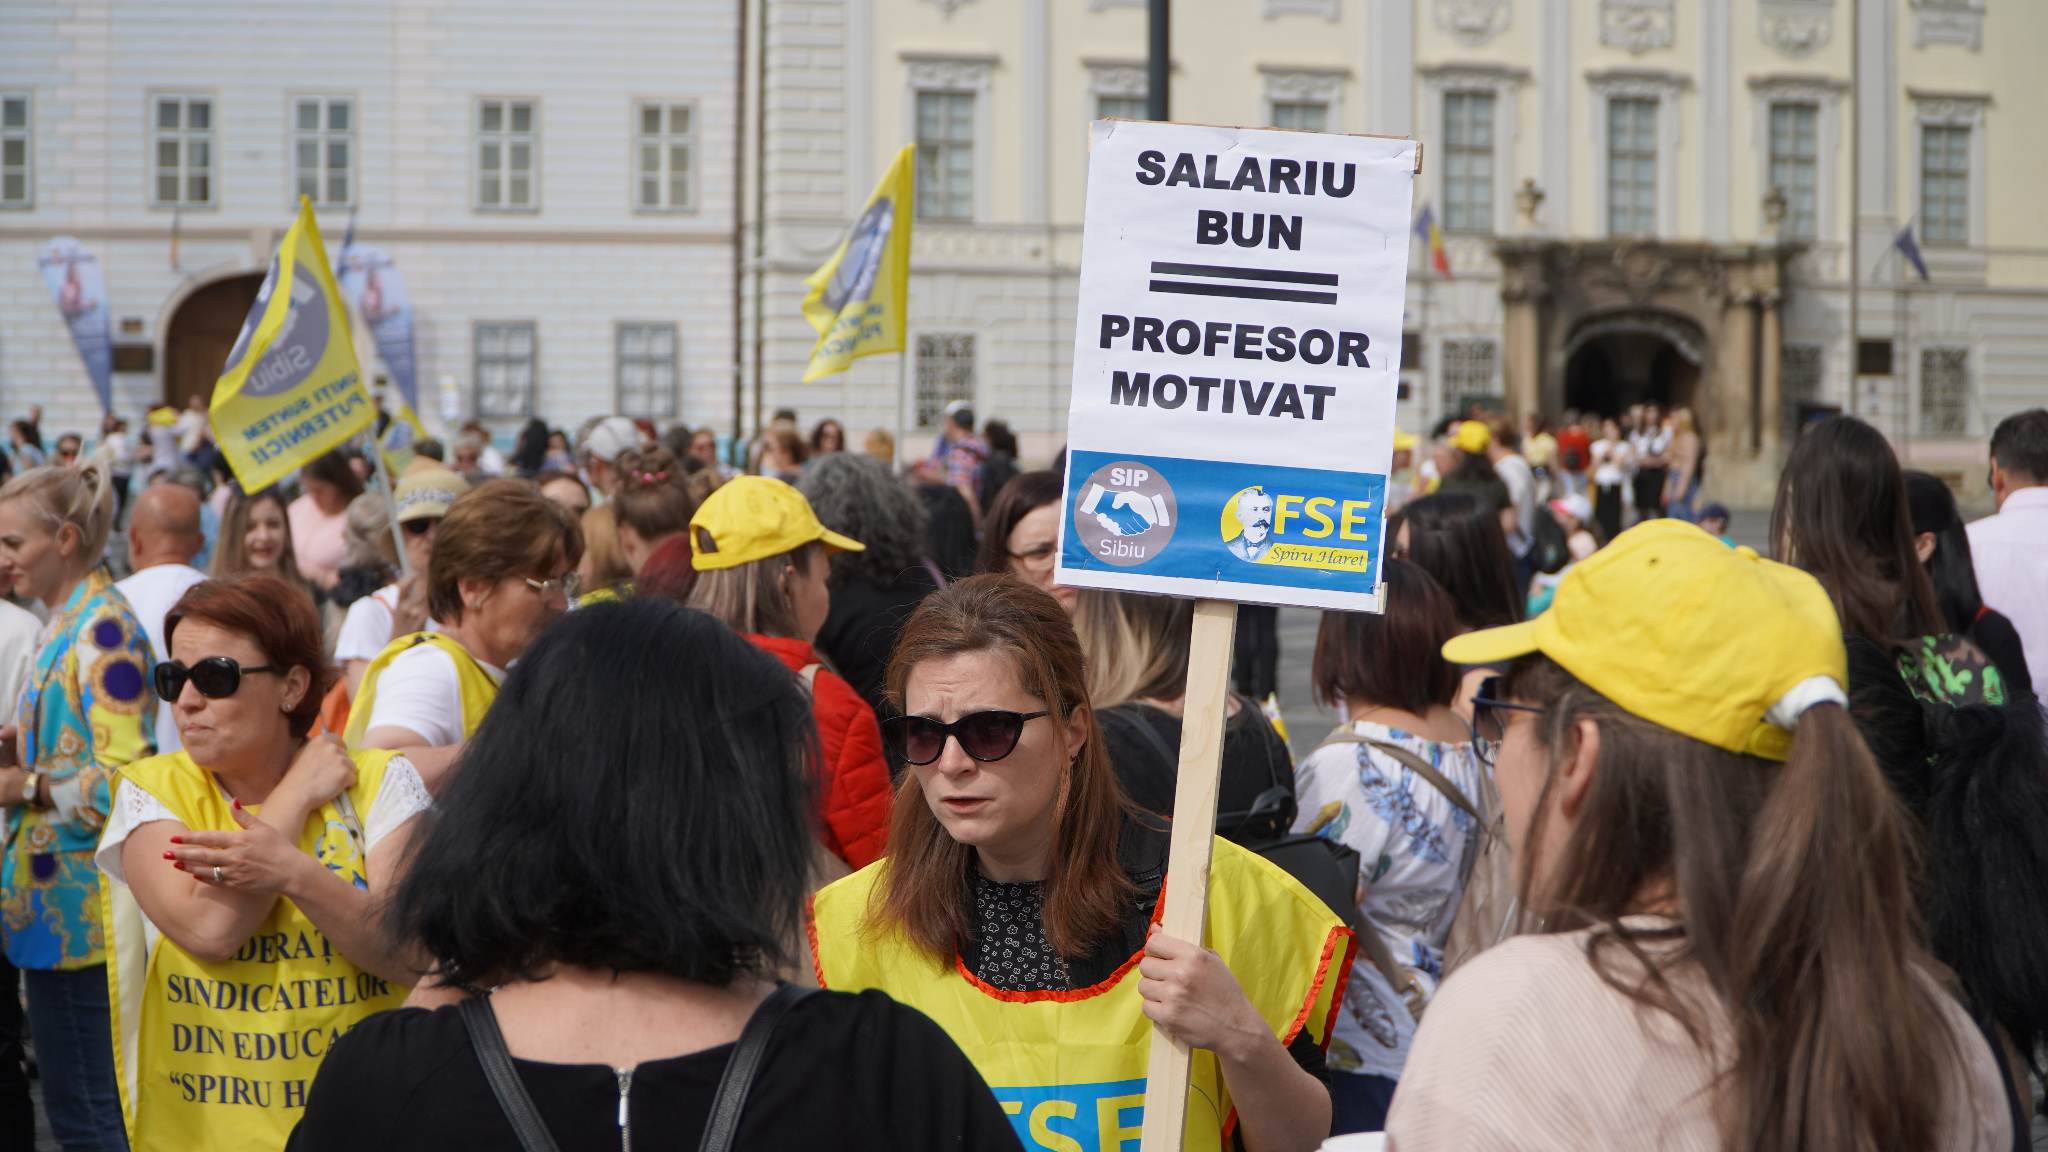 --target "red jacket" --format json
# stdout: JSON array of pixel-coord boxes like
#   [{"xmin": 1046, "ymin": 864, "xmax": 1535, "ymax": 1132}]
[{"xmin": 746, "ymin": 634, "xmax": 894, "ymax": 869}]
